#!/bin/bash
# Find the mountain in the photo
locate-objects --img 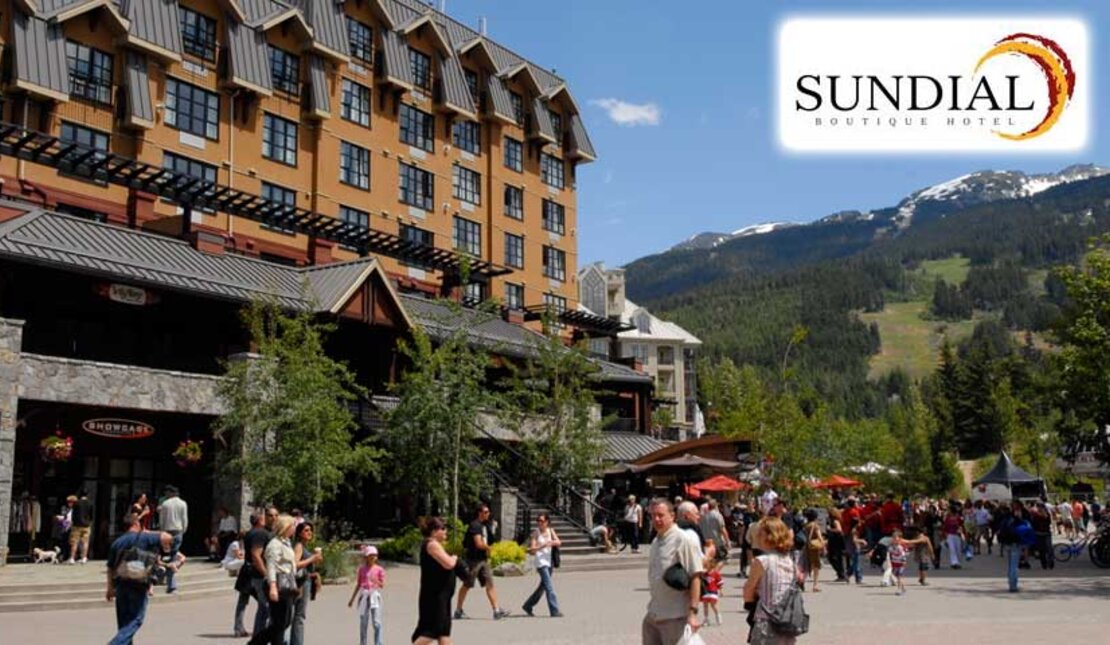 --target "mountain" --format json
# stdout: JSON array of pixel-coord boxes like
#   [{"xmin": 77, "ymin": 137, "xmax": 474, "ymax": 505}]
[
  {"xmin": 670, "ymin": 222, "xmax": 797, "ymax": 251},
  {"xmin": 629, "ymin": 164, "xmax": 1110, "ymax": 303}
]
